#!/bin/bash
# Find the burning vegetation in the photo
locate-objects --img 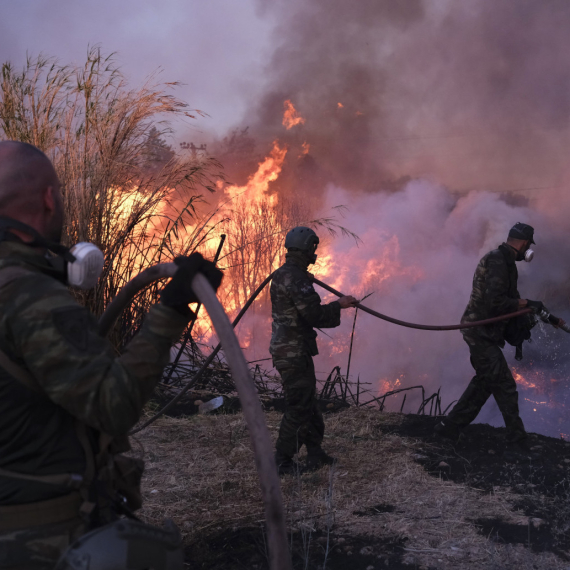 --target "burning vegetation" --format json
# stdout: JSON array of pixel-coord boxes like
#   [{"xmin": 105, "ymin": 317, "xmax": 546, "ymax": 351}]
[{"xmin": 4, "ymin": 12, "xmax": 570, "ymax": 563}]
